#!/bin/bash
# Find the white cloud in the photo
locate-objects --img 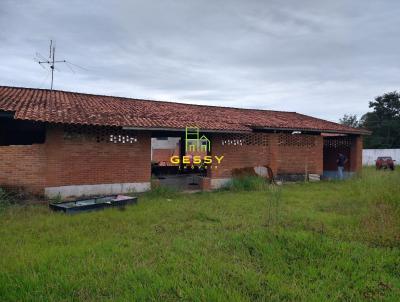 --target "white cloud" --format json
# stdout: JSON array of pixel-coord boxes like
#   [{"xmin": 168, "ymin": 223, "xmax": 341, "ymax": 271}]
[{"xmin": 0, "ymin": 0, "xmax": 399, "ymax": 121}]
